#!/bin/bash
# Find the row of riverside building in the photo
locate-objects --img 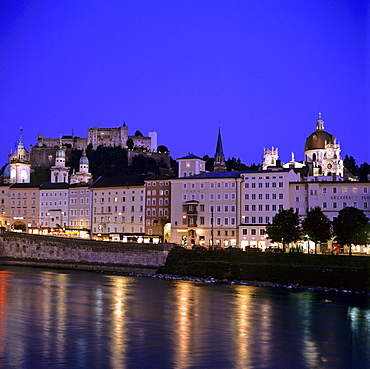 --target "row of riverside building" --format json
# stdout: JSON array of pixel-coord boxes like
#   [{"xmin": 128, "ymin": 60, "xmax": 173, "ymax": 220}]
[{"xmin": 0, "ymin": 116, "xmax": 369, "ymax": 253}]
